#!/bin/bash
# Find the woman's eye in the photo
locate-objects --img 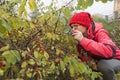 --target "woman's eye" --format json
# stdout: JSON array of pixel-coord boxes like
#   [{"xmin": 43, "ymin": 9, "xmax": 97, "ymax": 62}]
[
  {"xmin": 70, "ymin": 26, "xmax": 73, "ymax": 29},
  {"xmin": 74, "ymin": 25, "xmax": 79, "ymax": 27}
]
